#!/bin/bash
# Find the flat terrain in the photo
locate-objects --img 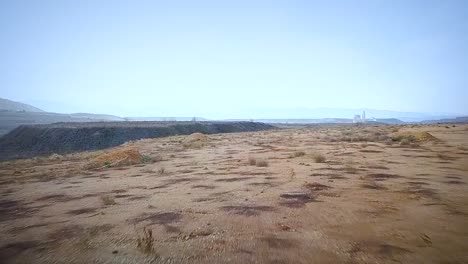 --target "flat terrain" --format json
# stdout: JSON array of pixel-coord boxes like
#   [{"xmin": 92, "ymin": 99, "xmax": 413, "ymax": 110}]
[{"xmin": 1, "ymin": 124, "xmax": 467, "ymax": 263}]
